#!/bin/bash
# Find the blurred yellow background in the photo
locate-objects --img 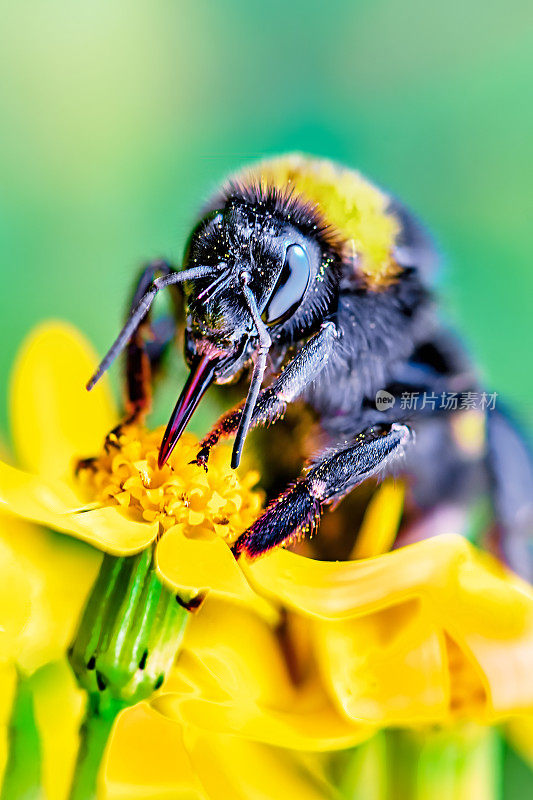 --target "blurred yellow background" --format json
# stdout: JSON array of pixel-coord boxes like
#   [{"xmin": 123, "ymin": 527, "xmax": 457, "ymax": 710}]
[{"xmin": 0, "ymin": 1, "xmax": 532, "ymax": 788}]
